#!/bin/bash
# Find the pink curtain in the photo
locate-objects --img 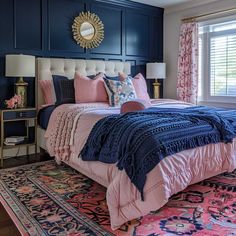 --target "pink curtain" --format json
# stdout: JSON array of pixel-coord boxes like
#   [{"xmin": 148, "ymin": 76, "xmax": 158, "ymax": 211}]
[{"xmin": 177, "ymin": 22, "xmax": 198, "ymax": 104}]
